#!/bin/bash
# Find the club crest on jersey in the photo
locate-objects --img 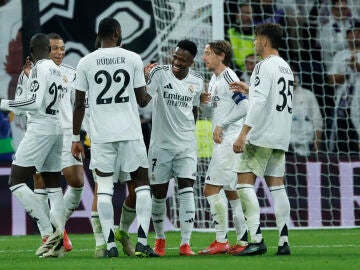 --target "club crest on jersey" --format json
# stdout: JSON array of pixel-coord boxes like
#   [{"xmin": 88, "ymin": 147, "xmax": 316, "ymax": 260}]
[
  {"xmin": 188, "ymin": 85, "xmax": 194, "ymax": 93},
  {"xmin": 254, "ymin": 76, "xmax": 260, "ymax": 86},
  {"xmin": 15, "ymin": 86, "xmax": 23, "ymax": 97},
  {"xmin": 63, "ymin": 75, "xmax": 68, "ymax": 83},
  {"xmin": 30, "ymin": 80, "xmax": 39, "ymax": 92}
]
